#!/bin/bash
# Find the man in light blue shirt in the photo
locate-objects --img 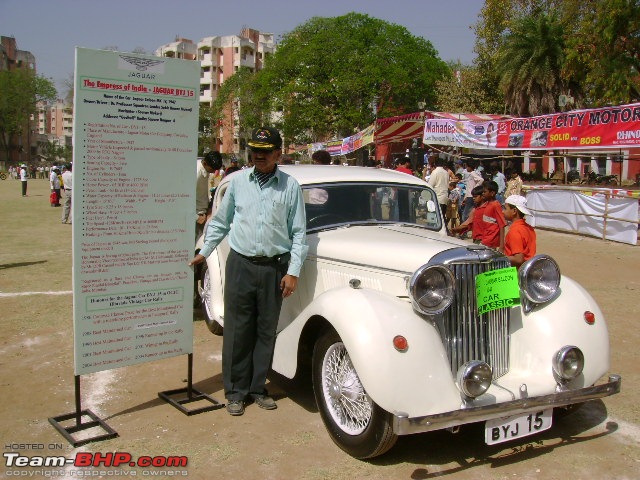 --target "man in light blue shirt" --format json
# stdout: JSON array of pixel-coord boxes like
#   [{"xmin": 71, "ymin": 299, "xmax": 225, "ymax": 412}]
[
  {"xmin": 492, "ymin": 166, "xmax": 506, "ymax": 204},
  {"xmin": 189, "ymin": 126, "xmax": 307, "ymax": 416}
]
